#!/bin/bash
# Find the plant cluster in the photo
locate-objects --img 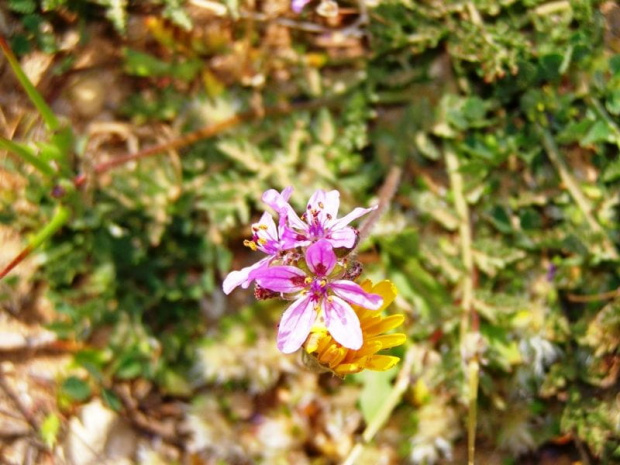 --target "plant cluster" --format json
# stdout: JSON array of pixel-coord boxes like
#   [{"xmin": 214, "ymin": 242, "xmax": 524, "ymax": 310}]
[{"xmin": 1, "ymin": 0, "xmax": 619, "ymax": 463}]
